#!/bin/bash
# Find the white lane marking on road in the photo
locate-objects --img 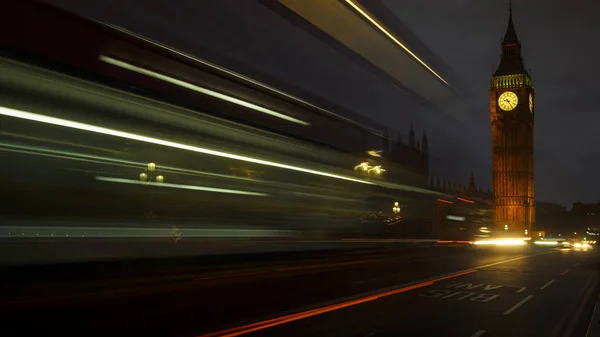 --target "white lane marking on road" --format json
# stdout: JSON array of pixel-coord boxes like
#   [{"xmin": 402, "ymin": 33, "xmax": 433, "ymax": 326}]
[
  {"xmin": 561, "ymin": 268, "xmax": 571, "ymax": 275},
  {"xmin": 516, "ymin": 287, "xmax": 526, "ymax": 293},
  {"xmin": 476, "ymin": 250, "xmax": 557, "ymax": 270},
  {"xmin": 573, "ymin": 262, "xmax": 580, "ymax": 267},
  {"xmin": 470, "ymin": 330, "xmax": 488, "ymax": 337},
  {"xmin": 540, "ymin": 279, "xmax": 555, "ymax": 290},
  {"xmin": 503, "ymin": 295, "xmax": 534, "ymax": 315}
]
